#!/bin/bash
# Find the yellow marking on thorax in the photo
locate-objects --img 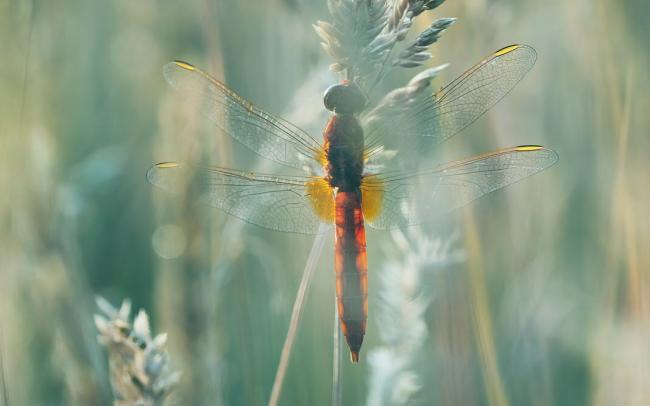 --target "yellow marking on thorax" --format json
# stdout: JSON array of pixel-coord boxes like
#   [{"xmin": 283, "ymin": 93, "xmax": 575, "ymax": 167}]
[
  {"xmin": 306, "ymin": 178, "xmax": 335, "ymax": 222},
  {"xmin": 493, "ymin": 44, "xmax": 520, "ymax": 57},
  {"xmin": 362, "ymin": 148, "xmax": 370, "ymax": 163},
  {"xmin": 315, "ymin": 148, "xmax": 328, "ymax": 166},
  {"xmin": 360, "ymin": 175, "xmax": 384, "ymax": 221}
]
